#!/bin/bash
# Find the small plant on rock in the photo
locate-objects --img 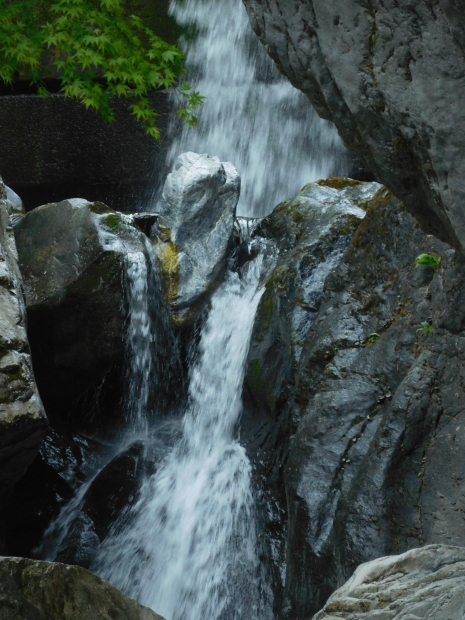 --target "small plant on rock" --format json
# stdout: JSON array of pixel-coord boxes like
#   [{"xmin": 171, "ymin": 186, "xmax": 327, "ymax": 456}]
[
  {"xmin": 414, "ymin": 254, "xmax": 441, "ymax": 269},
  {"xmin": 366, "ymin": 332, "xmax": 379, "ymax": 344},
  {"xmin": 417, "ymin": 321, "xmax": 433, "ymax": 334}
]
